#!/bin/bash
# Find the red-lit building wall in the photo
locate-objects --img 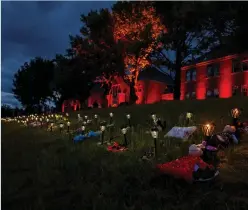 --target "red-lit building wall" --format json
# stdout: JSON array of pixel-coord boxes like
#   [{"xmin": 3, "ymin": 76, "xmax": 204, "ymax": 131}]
[
  {"xmin": 84, "ymin": 53, "xmax": 248, "ymax": 111},
  {"xmin": 181, "ymin": 53, "xmax": 248, "ymax": 100},
  {"xmin": 136, "ymin": 80, "xmax": 167, "ymax": 104}
]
